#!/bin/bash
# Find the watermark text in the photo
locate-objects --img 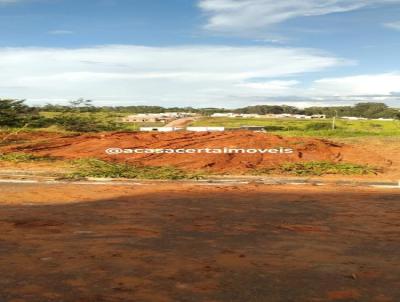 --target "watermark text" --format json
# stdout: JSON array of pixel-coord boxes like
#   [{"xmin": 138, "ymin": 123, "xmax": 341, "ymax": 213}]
[{"xmin": 105, "ymin": 147, "xmax": 294, "ymax": 155}]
